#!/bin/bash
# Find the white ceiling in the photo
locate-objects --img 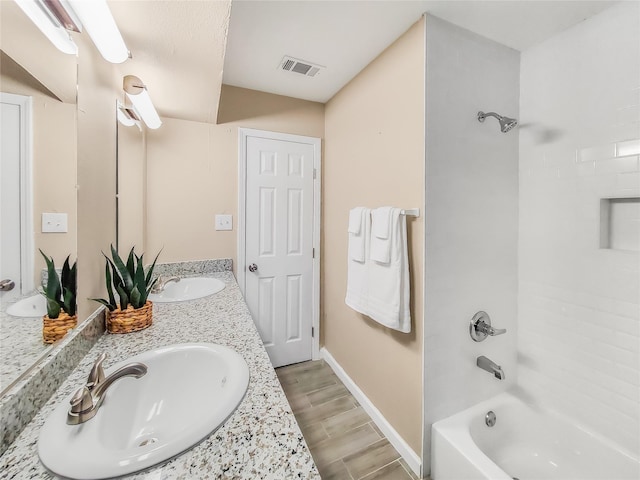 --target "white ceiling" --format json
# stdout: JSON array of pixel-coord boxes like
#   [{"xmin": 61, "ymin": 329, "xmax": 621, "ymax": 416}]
[
  {"xmin": 223, "ymin": 0, "xmax": 618, "ymax": 103},
  {"xmin": 109, "ymin": 0, "xmax": 231, "ymax": 124}
]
